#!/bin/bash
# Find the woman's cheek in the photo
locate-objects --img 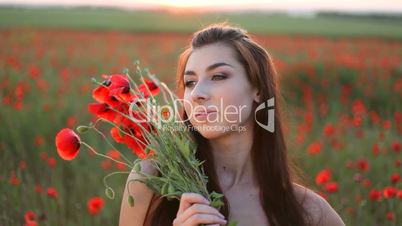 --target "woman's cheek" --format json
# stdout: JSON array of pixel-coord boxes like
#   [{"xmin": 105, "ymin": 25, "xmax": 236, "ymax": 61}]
[{"xmin": 222, "ymin": 97, "xmax": 254, "ymax": 125}]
